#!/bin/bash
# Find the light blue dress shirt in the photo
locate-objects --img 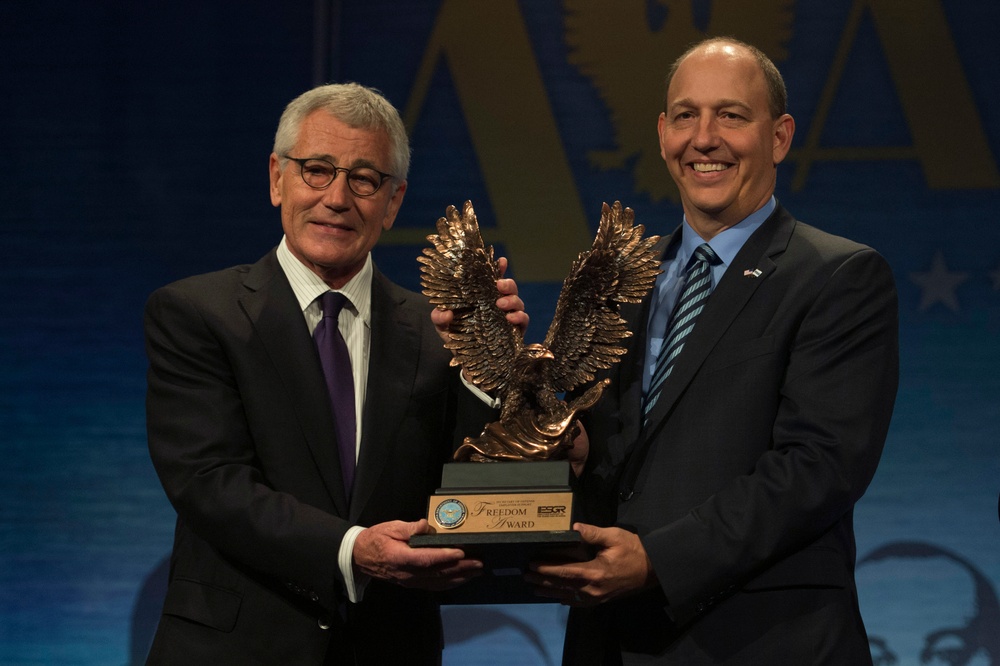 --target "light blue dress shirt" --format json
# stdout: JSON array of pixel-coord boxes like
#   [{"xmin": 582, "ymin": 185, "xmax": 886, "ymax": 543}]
[{"xmin": 642, "ymin": 197, "xmax": 777, "ymax": 394}]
